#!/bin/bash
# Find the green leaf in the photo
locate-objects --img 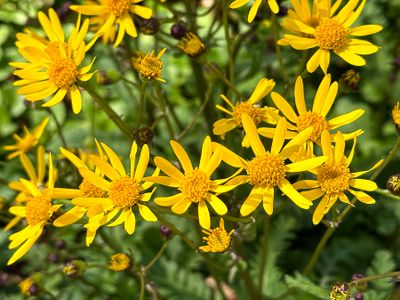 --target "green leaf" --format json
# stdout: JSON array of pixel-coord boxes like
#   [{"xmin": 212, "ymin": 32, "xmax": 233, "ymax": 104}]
[
  {"xmin": 366, "ymin": 250, "xmax": 396, "ymax": 290},
  {"xmin": 285, "ymin": 273, "xmax": 329, "ymax": 299}
]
